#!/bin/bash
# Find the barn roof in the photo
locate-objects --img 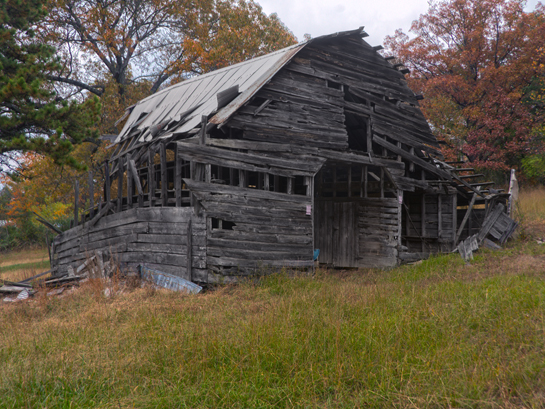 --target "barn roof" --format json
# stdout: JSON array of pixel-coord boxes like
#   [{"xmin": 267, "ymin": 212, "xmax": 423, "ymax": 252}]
[{"xmin": 115, "ymin": 28, "xmax": 375, "ymax": 145}]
